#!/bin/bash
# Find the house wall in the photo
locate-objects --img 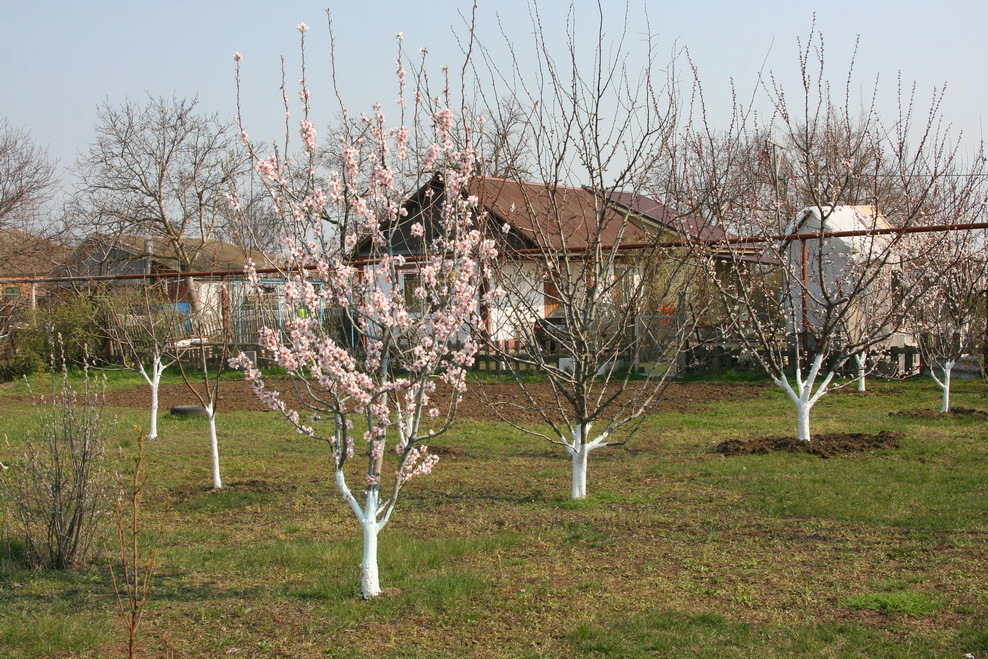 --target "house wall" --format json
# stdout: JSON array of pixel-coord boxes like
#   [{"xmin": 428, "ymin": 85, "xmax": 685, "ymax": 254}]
[
  {"xmin": 190, "ymin": 280, "xmax": 226, "ymax": 338},
  {"xmin": 487, "ymin": 261, "xmax": 544, "ymax": 343},
  {"xmin": 782, "ymin": 208, "xmax": 913, "ymax": 353}
]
